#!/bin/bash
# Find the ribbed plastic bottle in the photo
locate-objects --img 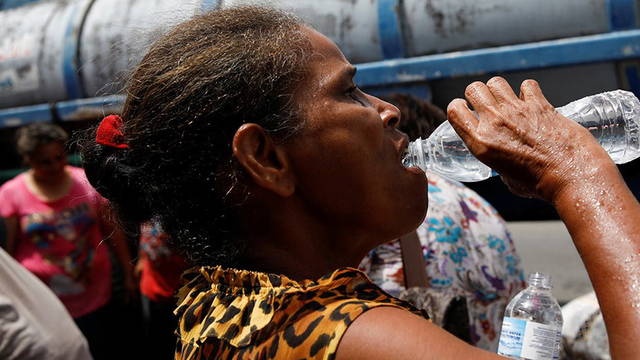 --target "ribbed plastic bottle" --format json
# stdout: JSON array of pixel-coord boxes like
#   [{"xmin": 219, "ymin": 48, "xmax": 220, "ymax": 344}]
[
  {"xmin": 402, "ymin": 90, "xmax": 640, "ymax": 182},
  {"xmin": 497, "ymin": 272, "xmax": 563, "ymax": 360}
]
